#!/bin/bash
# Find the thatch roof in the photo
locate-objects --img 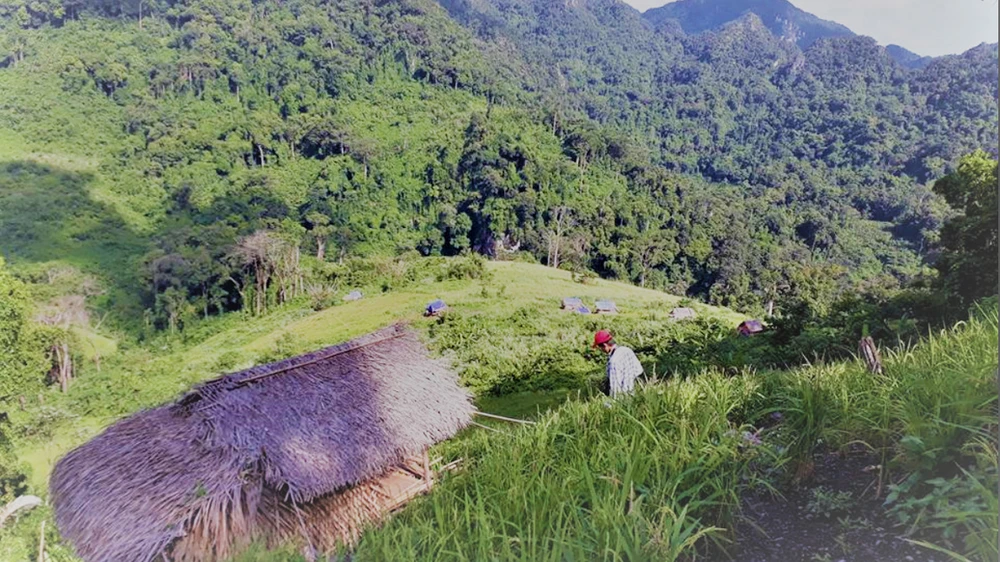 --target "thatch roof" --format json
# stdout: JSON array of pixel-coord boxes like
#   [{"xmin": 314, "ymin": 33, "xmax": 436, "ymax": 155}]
[{"xmin": 50, "ymin": 324, "xmax": 473, "ymax": 562}]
